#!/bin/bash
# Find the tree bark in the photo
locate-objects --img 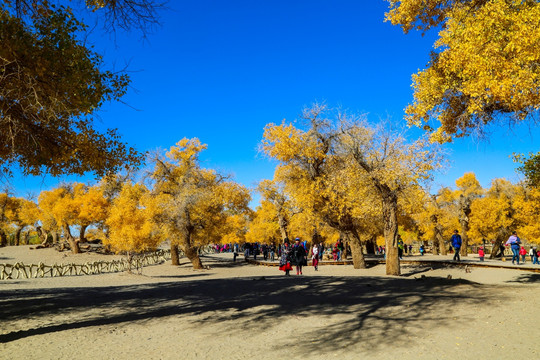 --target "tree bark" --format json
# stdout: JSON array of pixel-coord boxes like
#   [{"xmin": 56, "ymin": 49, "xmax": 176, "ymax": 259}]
[
  {"xmin": 126, "ymin": 251, "xmax": 134, "ymax": 273},
  {"xmin": 382, "ymin": 190, "xmax": 400, "ymax": 275},
  {"xmin": 37, "ymin": 227, "xmax": 52, "ymax": 246},
  {"xmin": 183, "ymin": 244, "xmax": 203, "ymax": 269},
  {"xmin": 64, "ymin": 225, "xmax": 80, "ymax": 254},
  {"xmin": 490, "ymin": 232, "xmax": 507, "ymax": 259},
  {"xmin": 0, "ymin": 230, "xmax": 7, "ymax": 247},
  {"xmin": 22, "ymin": 231, "xmax": 29, "ymax": 245},
  {"xmin": 278, "ymin": 213, "xmax": 289, "ymax": 242},
  {"xmin": 14, "ymin": 227, "xmax": 22, "ymax": 246},
  {"xmin": 458, "ymin": 195, "xmax": 471, "ymax": 257},
  {"xmin": 79, "ymin": 224, "xmax": 88, "ymax": 243},
  {"xmin": 180, "ymin": 231, "xmax": 204, "ymax": 269},
  {"xmin": 52, "ymin": 231, "xmax": 59, "ymax": 244},
  {"xmin": 348, "ymin": 231, "xmax": 366, "ymax": 269},
  {"xmin": 171, "ymin": 244, "xmax": 180, "ymax": 265},
  {"xmin": 365, "ymin": 237, "xmax": 376, "ymax": 254},
  {"xmin": 439, "ymin": 229, "xmax": 447, "ymax": 255}
]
